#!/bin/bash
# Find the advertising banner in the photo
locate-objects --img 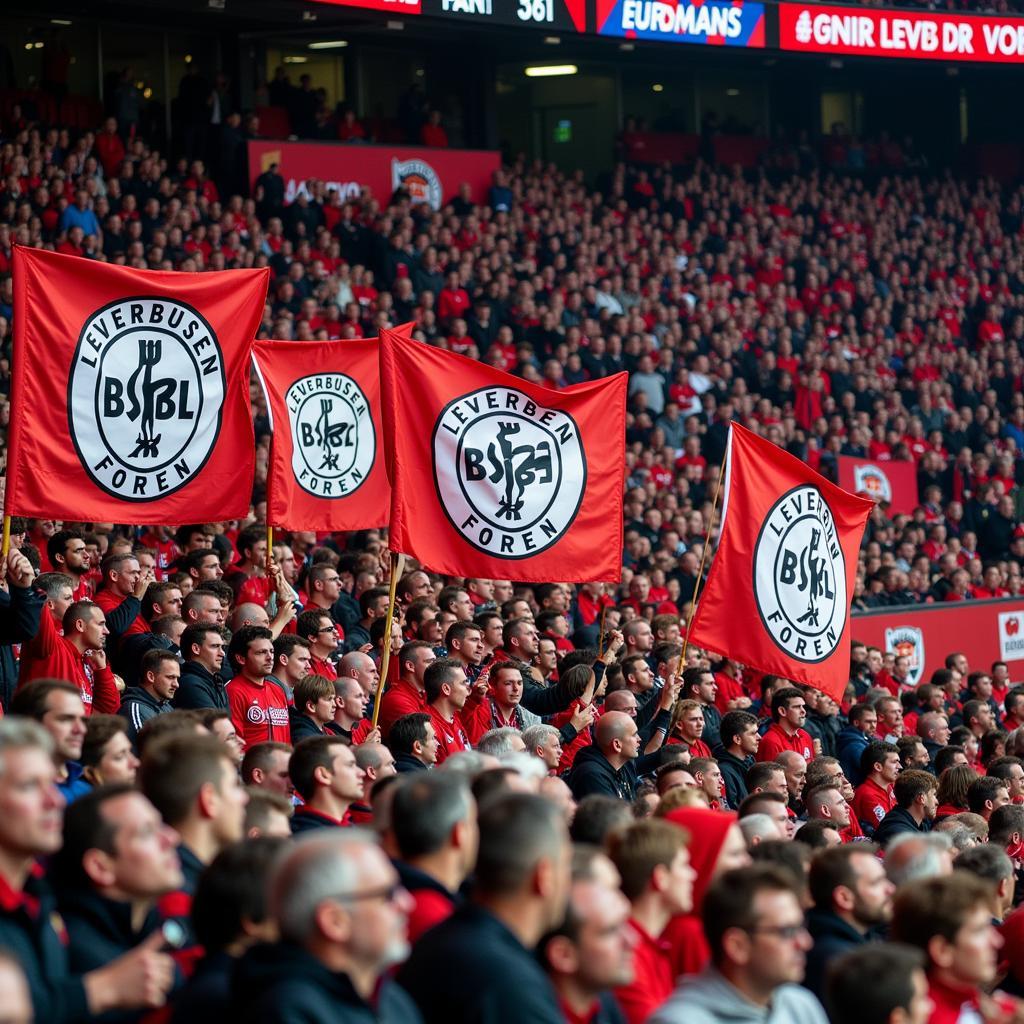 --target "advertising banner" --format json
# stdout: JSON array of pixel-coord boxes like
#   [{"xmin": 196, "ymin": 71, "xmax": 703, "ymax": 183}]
[
  {"xmin": 421, "ymin": 0, "xmax": 585, "ymax": 31},
  {"xmin": 851, "ymin": 598, "xmax": 1024, "ymax": 688},
  {"xmin": 596, "ymin": 0, "xmax": 765, "ymax": 45},
  {"xmin": 837, "ymin": 456, "xmax": 919, "ymax": 515},
  {"xmin": 247, "ymin": 141, "xmax": 500, "ymax": 209},
  {"xmin": 780, "ymin": 4, "xmax": 1024, "ymax": 63}
]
